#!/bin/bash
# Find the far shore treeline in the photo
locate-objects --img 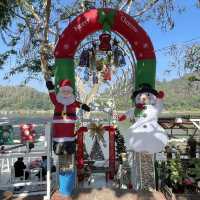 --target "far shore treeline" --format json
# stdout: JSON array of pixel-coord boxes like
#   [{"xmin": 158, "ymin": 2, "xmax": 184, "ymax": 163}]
[{"xmin": 0, "ymin": 75, "xmax": 200, "ymax": 113}]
